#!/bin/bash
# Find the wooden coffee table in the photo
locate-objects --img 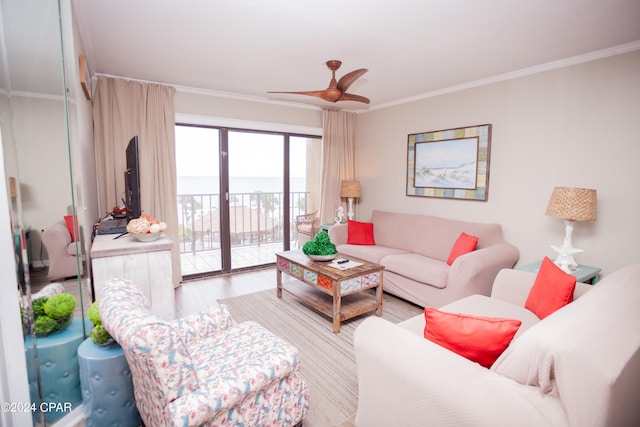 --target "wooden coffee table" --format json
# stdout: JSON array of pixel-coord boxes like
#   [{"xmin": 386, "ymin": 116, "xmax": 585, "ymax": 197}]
[{"xmin": 276, "ymin": 250, "xmax": 384, "ymax": 333}]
